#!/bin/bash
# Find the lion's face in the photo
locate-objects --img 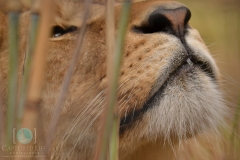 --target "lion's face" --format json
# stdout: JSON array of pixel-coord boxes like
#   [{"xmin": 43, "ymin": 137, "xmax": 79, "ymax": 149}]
[{"xmin": 0, "ymin": 0, "xmax": 227, "ymax": 159}]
